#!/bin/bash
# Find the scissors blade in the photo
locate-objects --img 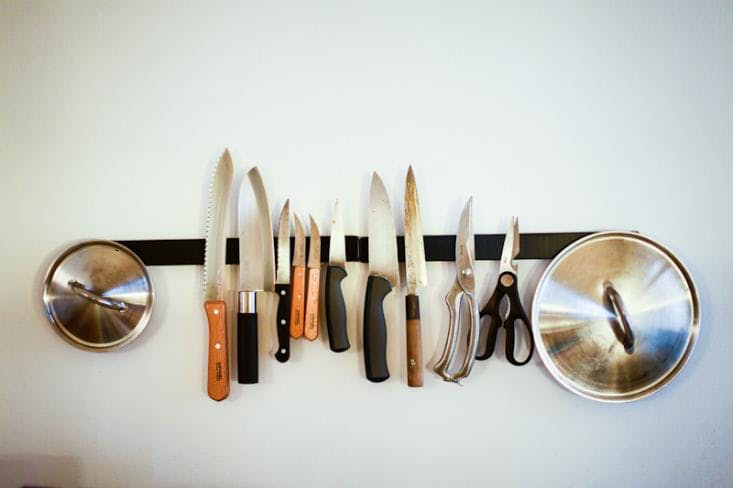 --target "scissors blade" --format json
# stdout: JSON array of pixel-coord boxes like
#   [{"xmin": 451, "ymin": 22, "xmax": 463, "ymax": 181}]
[
  {"xmin": 455, "ymin": 197, "xmax": 475, "ymax": 292},
  {"xmin": 500, "ymin": 216, "xmax": 519, "ymax": 274}
]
